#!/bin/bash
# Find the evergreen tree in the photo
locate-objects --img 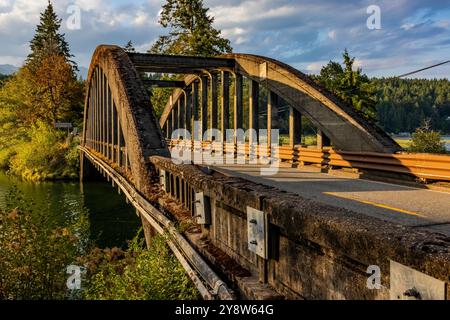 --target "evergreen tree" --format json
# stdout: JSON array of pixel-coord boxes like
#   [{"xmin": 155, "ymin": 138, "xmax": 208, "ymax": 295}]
[
  {"xmin": 27, "ymin": 1, "xmax": 77, "ymax": 71},
  {"xmin": 315, "ymin": 50, "xmax": 377, "ymax": 120},
  {"xmin": 124, "ymin": 41, "xmax": 136, "ymax": 53},
  {"xmin": 149, "ymin": 0, "xmax": 232, "ymax": 56}
]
